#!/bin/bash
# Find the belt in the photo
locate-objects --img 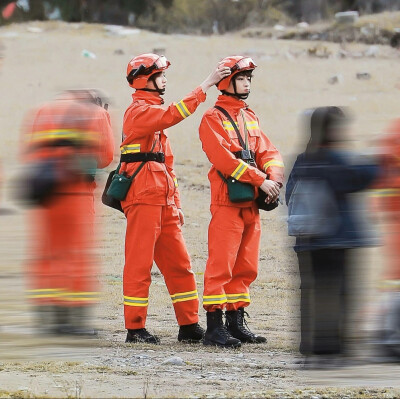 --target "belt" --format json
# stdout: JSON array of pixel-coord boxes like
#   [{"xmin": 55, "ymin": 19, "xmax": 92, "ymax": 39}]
[
  {"xmin": 120, "ymin": 152, "xmax": 165, "ymax": 163},
  {"xmin": 38, "ymin": 139, "xmax": 82, "ymax": 148}
]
